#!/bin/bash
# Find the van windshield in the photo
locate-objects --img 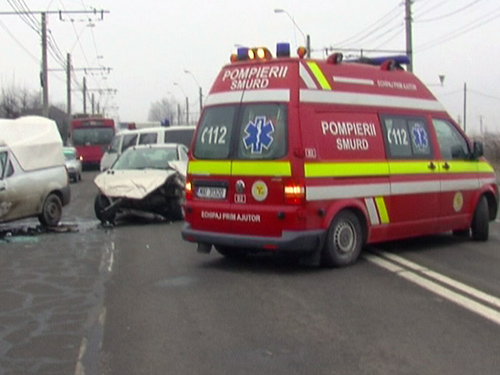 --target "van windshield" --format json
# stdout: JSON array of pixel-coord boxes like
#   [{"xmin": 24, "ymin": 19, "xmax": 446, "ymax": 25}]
[{"xmin": 193, "ymin": 104, "xmax": 287, "ymax": 160}]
